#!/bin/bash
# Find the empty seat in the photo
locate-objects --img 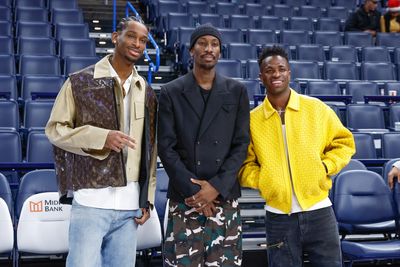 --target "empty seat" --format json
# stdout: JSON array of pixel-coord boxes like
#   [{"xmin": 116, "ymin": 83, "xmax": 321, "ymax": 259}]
[
  {"xmin": 352, "ymin": 133, "xmax": 377, "ymax": 159},
  {"xmin": 215, "ymin": 2, "xmax": 239, "ymax": 15},
  {"xmin": 0, "ymin": 75, "xmax": 17, "ymax": 100},
  {"xmin": 55, "ymin": 23, "xmax": 89, "ymax": 41},
  {"xmin": 14, "ymin": 0, "xmax": 45, "ymax": 8},
  {"xmin": 376, "ymin": 33, "xmax": 400, "ymax": 48},
  {"xmin": 280, "ymin": 30, "xmax": 310, "ymax": 46},
  {"xmin": 0, "ymin": 100, "xmax": 19, "ymax": 129},
  {"xmin": 0, "ymin": 130, "xmax": 22, "ymax": 162},
  {"xmin": 270, "ymin": 4, "xmax": 294, "ymax": 18},
  {"xmin": 51, "ymin": 8, "xmax": 84, "ymax": 24},
  {"xmin": 361, "ymin": 62, "xmax": 396, "ymax": 81},
  {"xmin": 335, "ymin": 0, "xmax": 357, "ymax": 9},
  {"xmin": 296, "ymin": 44, "xmax": 325, "ymax": 62},
  {"xmin": 59, "ymin": 38, "xmax": 96, "ymax": 58},
  {"xmin": 0, "ymin": 21, "xmax": 12, "ymax": 36},
  {"xmin": 285, "ymin": 0, "xmax": 308, "ymax": 6},
  {"xmin": 0, "ymin": 36, "xmax": 13, "ymax": 55},
  {"xmin": 347, "ymin": 81, "xmax": 380, "ymax": 103},
  {"xmin": 288, "ymin": 17, "xmax": 314, "ymax": 31},
  {"xmin": 64, "ymin": 56, "xmax": 98, "ymax": 76},
  {"xmin": 0, "ymin": 0, "xmax": 11, "ymax": 7},
  {"xmin": 385, "ymin": 81, "xmax": 400, "ymax": 96},
  {"xmin": 324, "ymin": 61, "xmax": 358, "ymax": 80},
  {"xmin": 229, "ymin": 15, "xmax": 255, "ymax": 29},
  {"xmin": 16, "ymin": 22, "xmax": 52, "ymax": 38},
  {"xmin": 361, "ymin": 46, "xmax": 391, "ymax": 62},
  {"xmin": 382, "ymin": 133, "xmax": 400, "ymax": 158},
  {"xmin": 0, "ymin": 6, "xmax": 11, "ymax": 21},
  {"xmin": 244, "ymin": 3, "xmax": 267, "ymax": 16},
  {"xmin": 329, "ymin": 45, "xmax": 358, "ymax": 62},
  {"xmin": 318, "ymin": 17, "xmax": 341, "ymax": 31},
  {"xmin": 309, "ymin": 0, "xmax": 332, "ymax": 8},
  {"xmin": 344, "ymin": 32, "xmax": 373, "ymax": 47},
  {"xmin": 26, "ymin": 131, "xmax": 54, "ymax": 163},
  {"xmin": 19, "ymin": 55, "xmax": 61, "ymax": 76},
  {"xmin": 155, "ymin": 168, "xmax": 169, "ymax": 227},
  {"xmin": 313, "ymin": 31, "xmax": 342, "ymax": 46},
  {"xmin": 186, "ymin": 1, "xmax": 209, "ymax": 14},
  {"xmin": 306, "ymin": 80, "xmax": 340, "ymax": 95},
  {"xmin": 246, "ymin": 59, "xmax": 260, "ymax": 80},
  {"xmin": 198, "ymin": 14, "xmax": 224, "ymax": 28},
  {"xmin": 298, "ymin": 6, "xmax": 322, "ymax": 19},
  {"xmin": 0, "ymin": 55, "xmax": 15, "ymax": 75},
  {"xmin": 17, "ymin": 37, "xmax": 56, "ymax": 56},
  {"xmin": 237, "ymin": 78, "xmax": 260, "ymax": 106},
  {"xmin": 227, "ymin": 43, "xmax": 257, "ymax": 61},
  {"xmin": 15, "ymin": 7, "xmax": 48, "ymax": 23},
  {"xmin": 218, "ymin": 28, "xmax": 243, "ymax": 44},
  {"xmin": 259, "ymin": 16, "xmax": 284, "ymax": 31},
  {"xmin": 48, "ymin": 0, "xmax": 78, "ymax": 10},
  {"xmin": 389, "ymin": 103, "xmax": 400, "ymax": 128},
  {"xmin": 246, "ymin": 29, "xmax": 277, "ymax": 46},
  {"xmin": 23, "ymin": 100, "xmax": 54, "ymax": 130},
  {"xmin": 289, "ymin": 61, "xmax": 320, "ymax": 80},
  {"xmin": 327, "ymin": 6, "xmax": 349, "ymax": 20},
  {"xmin": 346, "ymin": 104, "xmax": 386, "ymax": 131},
  {"xmin": 21, "ymin": 75, "xmax": 64, "ymax": 100},
  {"xmin": 216, "ymin": 59, "xmax": 242, "ymax": 78}
]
